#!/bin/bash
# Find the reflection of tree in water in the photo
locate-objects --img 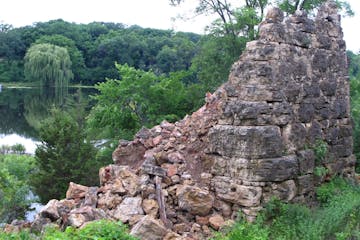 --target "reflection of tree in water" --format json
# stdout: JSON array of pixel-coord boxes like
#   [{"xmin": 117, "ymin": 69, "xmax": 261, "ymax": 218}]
[
  {"xmin": 0, "ymin": 86, "xmax": 94, "ymax": 139},
  {"xmin": 0, "ymin": 88, "xmax": 38, "ymax": 138},
  {"xmin": 24, "ymin": 87, "xmax": 69, "ymax": 131},
  {"xmin": 25, "ymin": 87, "xmax": 96, "ymax": 130}
]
